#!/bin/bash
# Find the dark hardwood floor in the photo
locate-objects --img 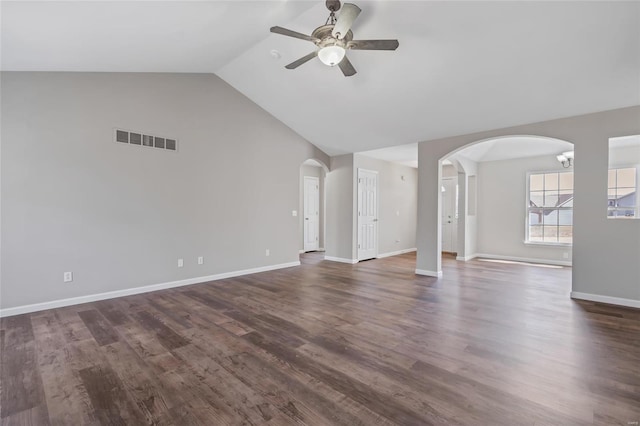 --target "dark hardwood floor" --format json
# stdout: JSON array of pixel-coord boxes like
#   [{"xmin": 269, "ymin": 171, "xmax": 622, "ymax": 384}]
[{"xmin": 2, "ymin": 253, "xmax": 639, "ymax": 425}]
